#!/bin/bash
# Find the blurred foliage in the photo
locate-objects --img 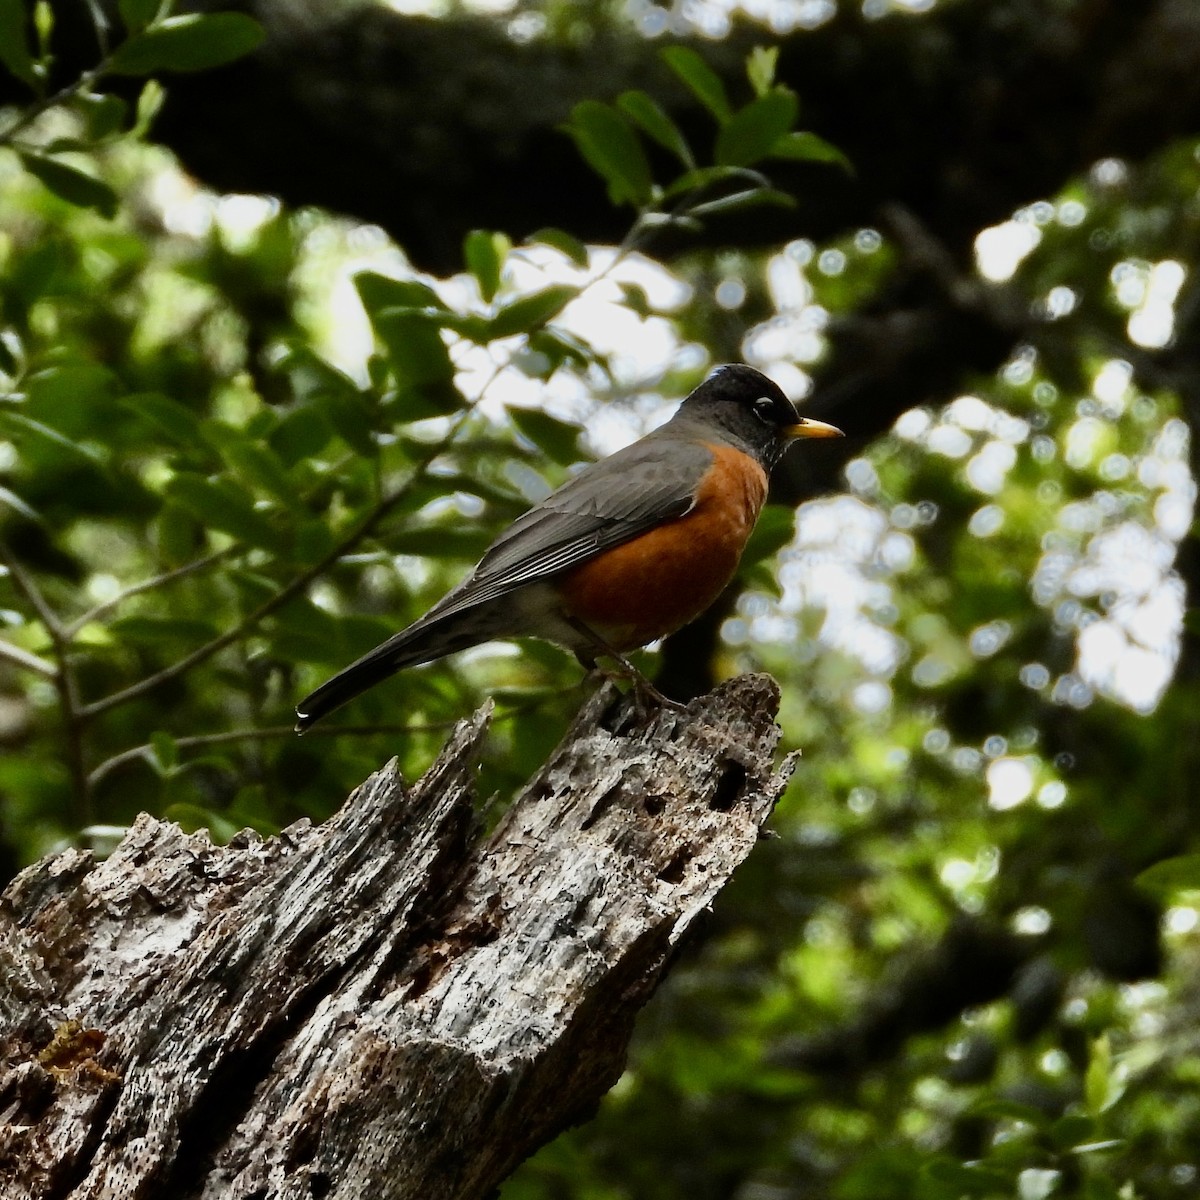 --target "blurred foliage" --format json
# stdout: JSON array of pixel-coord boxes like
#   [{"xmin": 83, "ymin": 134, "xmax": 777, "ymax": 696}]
[{"xmin": 2, "ymin": 3, "xmax": 1200, "ymax": 1199}]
